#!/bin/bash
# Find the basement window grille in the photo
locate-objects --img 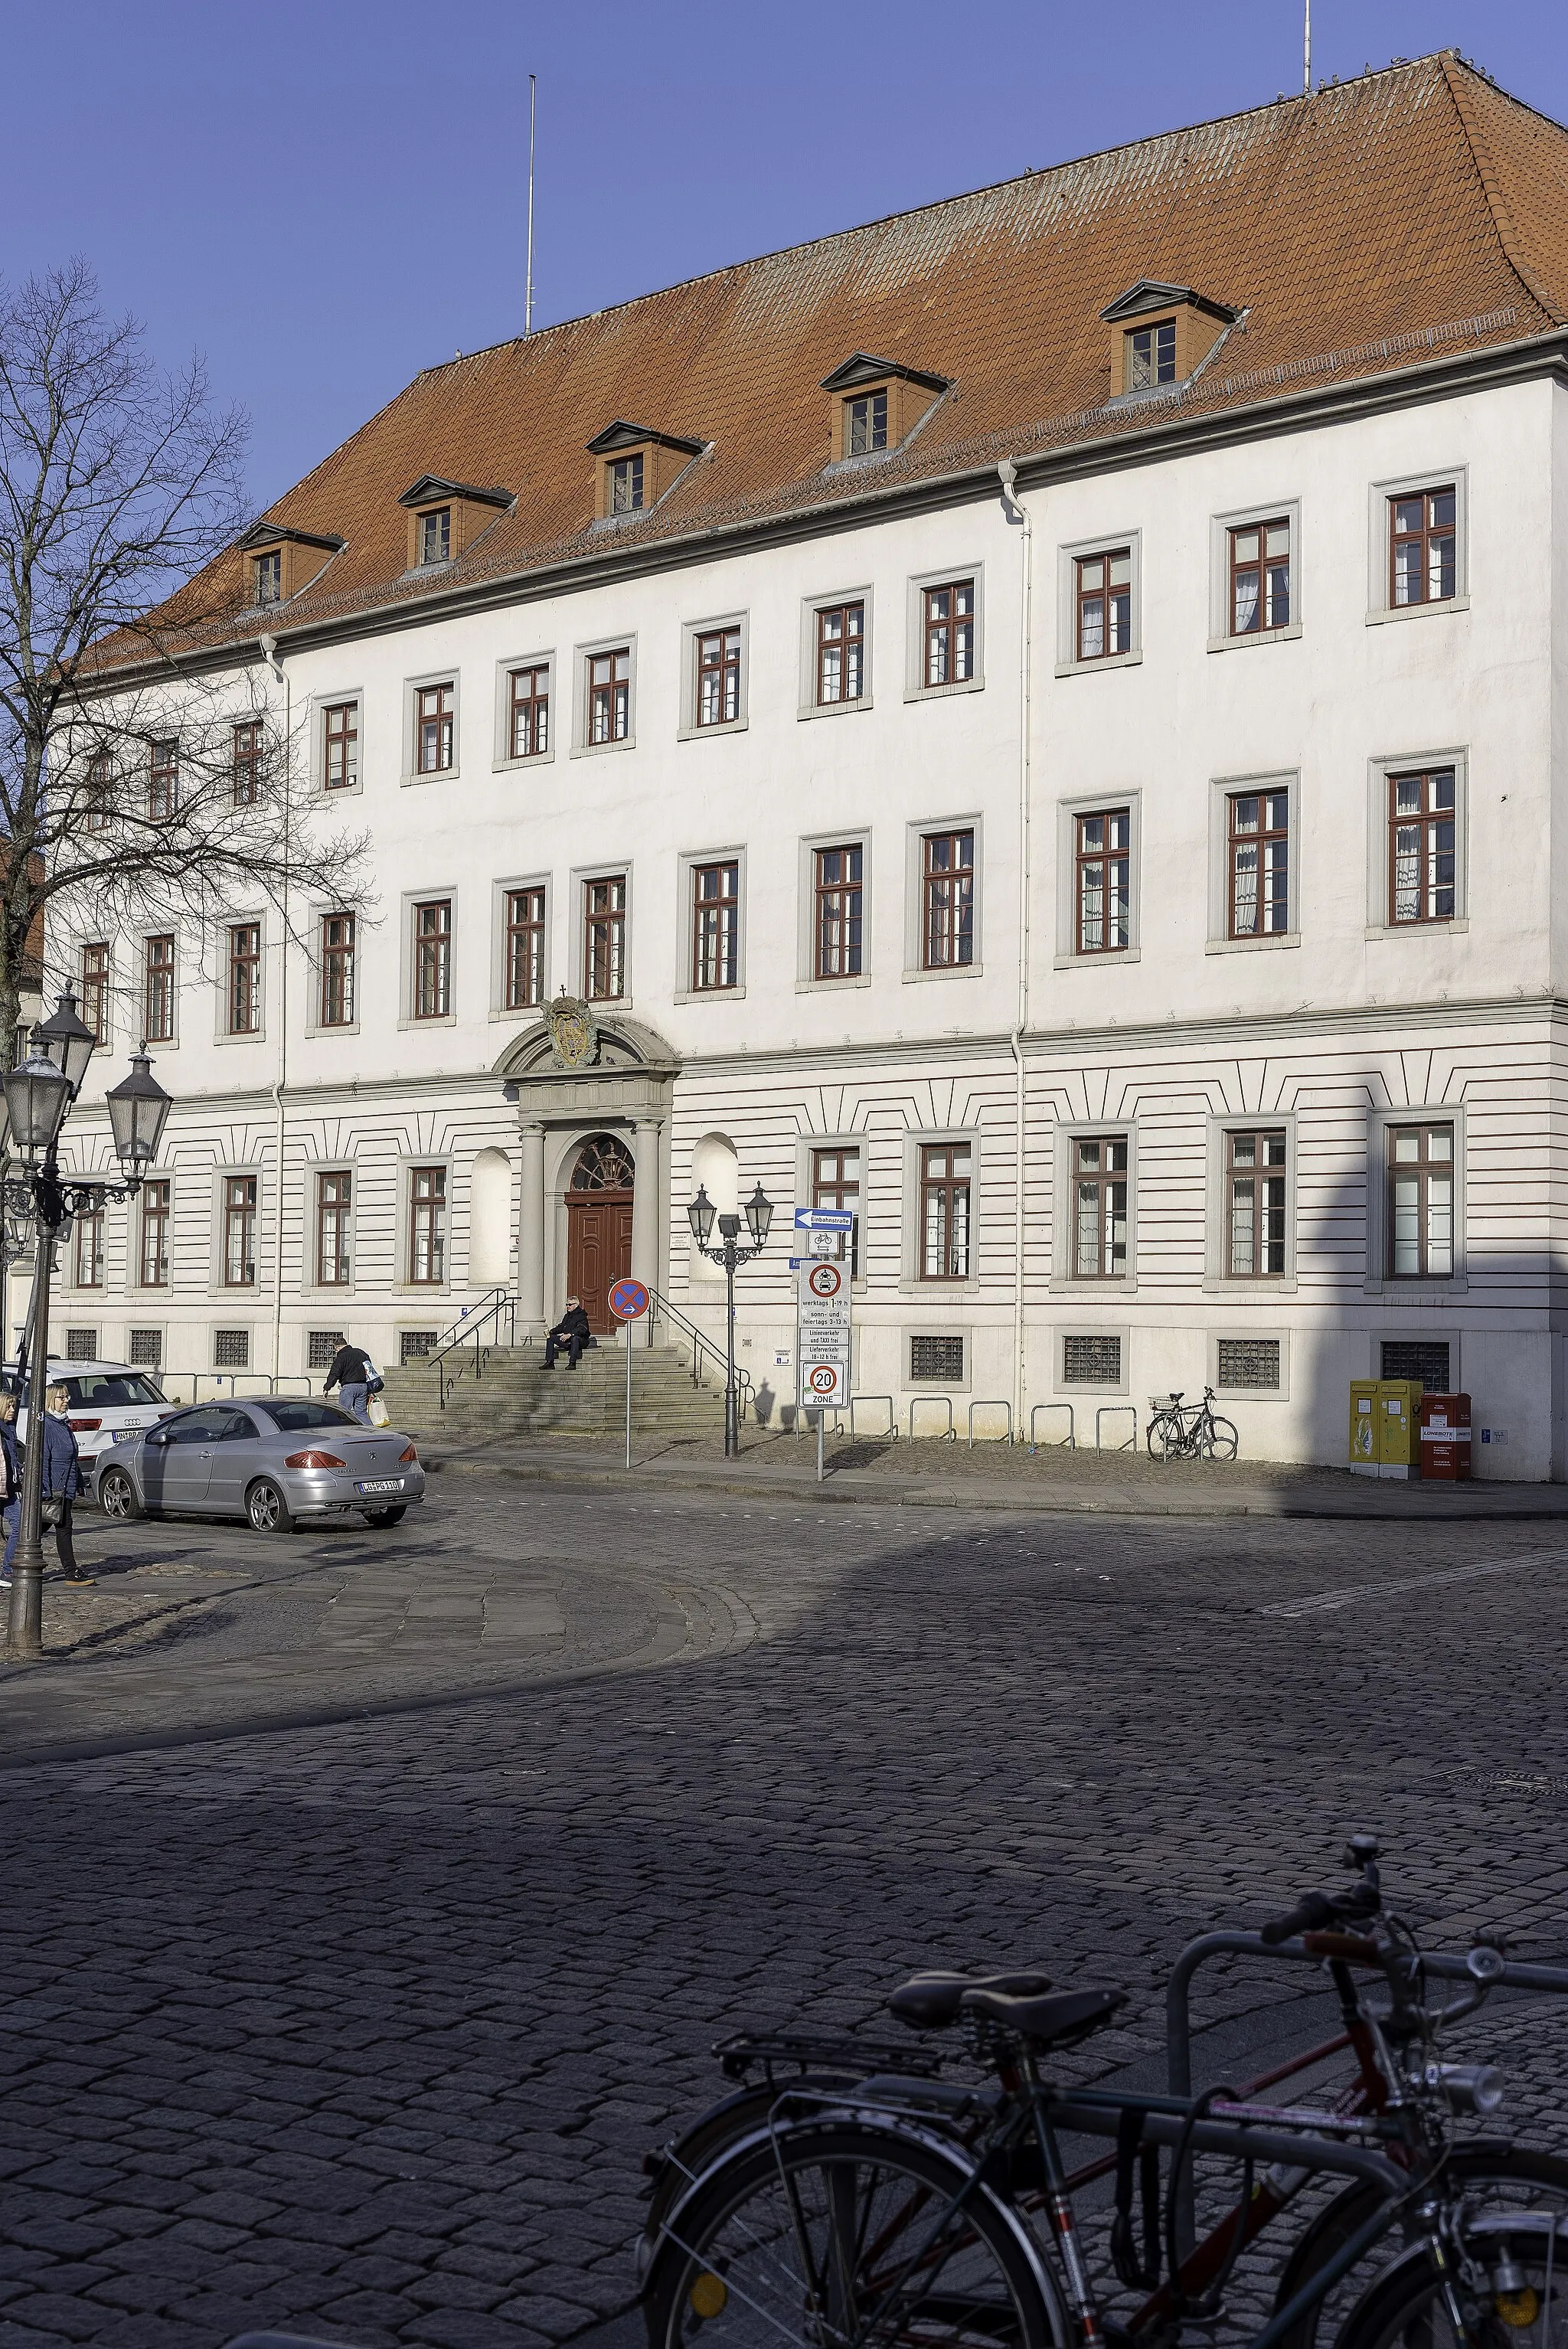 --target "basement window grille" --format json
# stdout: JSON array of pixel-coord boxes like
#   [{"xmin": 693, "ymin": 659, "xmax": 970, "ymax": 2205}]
[
  {"xmin": 910, "ymin": 1335, "xmax": 964, "ymax": 1383},
  {"xmin": 400, "ymin": 1329, "xmax": 438, "ymax": 1364},
  {"xmin": 65, "ymin": 1328, "xmax": 98, "ymax": 1361},
  {"xmin": 129, "ymin": 1328, "xmax": 162, "ymax": 1367},
  {"xmin": 1062, "ymin": 1334, "xmax": 1122, "ymax": 1386},
  {"xmin": 309, "ymin": 1329, "xmax": 348, "ymax": 1370},
  {"xmin": 214, "ymin": 1328, "xmax": 250, "ymax": 1370},
  {"xmin": 1216, "ymin": 1338, "xmax": 1281, "ymax": 1390},
  {"xmin": 1380, "ymin": 1340, "xmax": 1450, "ymax": 1392}
]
